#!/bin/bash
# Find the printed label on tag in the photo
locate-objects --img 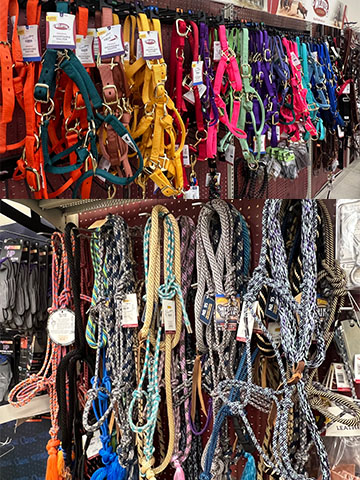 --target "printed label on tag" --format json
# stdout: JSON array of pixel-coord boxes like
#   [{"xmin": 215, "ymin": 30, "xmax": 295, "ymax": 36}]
[
  {"xmin": 290, "ymin": 51, "xmax": 301, "ymax": 68},
  {"xmin": 96, "ymin": 156, "xmax": 111, "ymax": 182},
  {"xmin": 136, "ymin": 38, "xmax": 143, "ymax": 59},
  {"xmin": 184, "ymin": 186, "xmax": 200, "ymax": 199},
  {"xmin": 355, "ymin": 354, "xmax": 360, "ymax": 383},
  {"xmin": 236, "ymin": 301, "xmax": 258, "ymax": 341},
  {"xmin": 200, "ymin": 296, "xmax": 215, "ymax": 325},
  {"xmin": 139, "ymin": 31, "xmax": 162, "ymax": 60},
  {"xmin": 317, "ymin": 296, "xmax": 328, "ymax": 322},
  {"xmin": 191, "ymin": 60, "xmax": 203, "ymax": 86},
  {"xmin": 75, "ymin": 29, "xmax": 95, "ymax": 66},
  {"xmin": 253, "ymin": 135, "xmax": 266, "ymax": 154},
  {"xmin": 311, "ymin": 51, "xmax": 318, "ymax": 62},
  {"xmin": 276, "ymin": 125, "xmax": 281, "ymax": 142},
  {"xmin": 268, "ymin": 322, "xmax": 281, "ymax": 345},
  {"xmin": 97, "ymin": 24, "xmax": 125, "ymax": 59},
  {"xmin": 121, "ymin": 293, "xmax": 138, "ymax": 328},
  {"xmin": 326, "ymin": 405, "xmax": 360, "ymax": 437},
  {"xmin": 18, "ymin": 25, "xmax": 41, "ymax": 61},
  {"xmin": 337, "ymin": 125, "xmax": 345, "ymax": 138},
  {"xmin": 334, "ymin": 363, "xmax": 351, "ymax": 391},
  {"xmin": 213, "ymin": 41, "xmax": 221, "ymax": 61},
  {"xmin": 343, "ymin": 83, "xmax": 351, "ymax": 95},
  {"xmin": 183, "ymin": 83, "xmax": 206, "ymax": 104},
  {"xmin": 124, "ymin": 41, "xmax": 130, "ymax": 61},
  {"xmin": 205, "ymin": 172, "xmax": 221, "ymax": 187},
  {"xmin": 83, "ymin": 430, "xmax": 102, "ymax": 460},
  {"xmin": 182, "ymin": 144, "xmax": 190, "ymax": 166},
  {"xmin": 162, "ymin": 299, "xmax": 176, "ymax": 333},
  {"xmin": 46, "ymin": 12, "xmax": 76, "ymax": 50},
  {"xmin": 215, "ymin": 295, "xmax": 240, "ymax": 331},
  {"xmin": 225, "ymin": 144, "xmax": 235, "ymax": 165},
  {"xmin": 93, "ymin": 36, "xmax": 99, "ymax": 58},
  {"xmin": 47, "ymin": 309, "xmax": 75, "ymax": 346}
]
